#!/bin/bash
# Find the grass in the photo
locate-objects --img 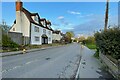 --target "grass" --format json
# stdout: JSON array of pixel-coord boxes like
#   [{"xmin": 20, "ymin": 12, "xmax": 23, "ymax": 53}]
[
  {"xmin": 85, "ymin": 43, "xmax": 96, "ymax": 49},
  {"xmin": 2, "ymin": 43, "xmax": 66, "ymax": 53},
  {"xmin": 84, "ymin": 43, "xmax": 99, "ymax": 59},
  {"xmin": 93, "ymin": 49, "xmax": 99, "ymax": 59}
]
